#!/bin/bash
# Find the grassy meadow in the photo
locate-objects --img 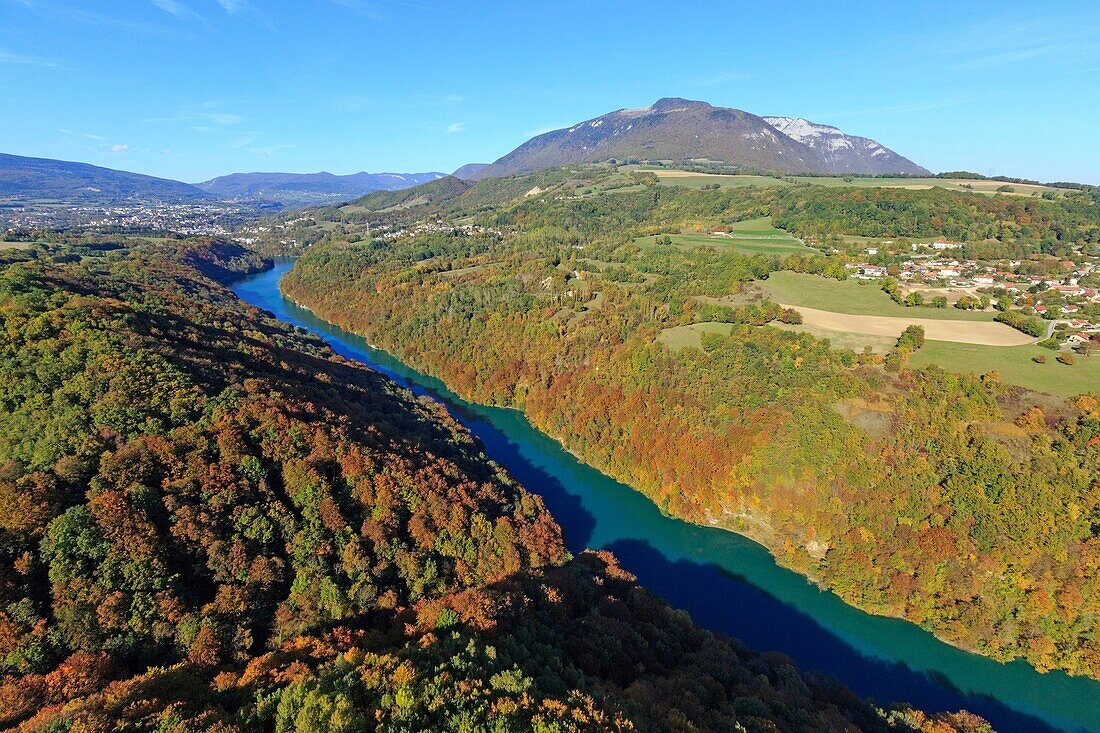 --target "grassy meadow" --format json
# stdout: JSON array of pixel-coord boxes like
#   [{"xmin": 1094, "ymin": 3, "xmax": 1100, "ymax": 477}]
[
  {"xmin": 634, "ymin": 166, "xmax": 1065, "ymax": 199},
  {"xmin": 757, "ymin": 271, "xmax": 994, "ymax": 321},
  {"xmin": 786, "ymin": 176, "xmax": 1065, "ymax": 198},
  {"xmin": 909, "ymin": 342, "xmax": 1100, "ymax": 396},
  {"xmin": 637, "ymin": 217, "xmax": 814, "ymax": 256}
]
